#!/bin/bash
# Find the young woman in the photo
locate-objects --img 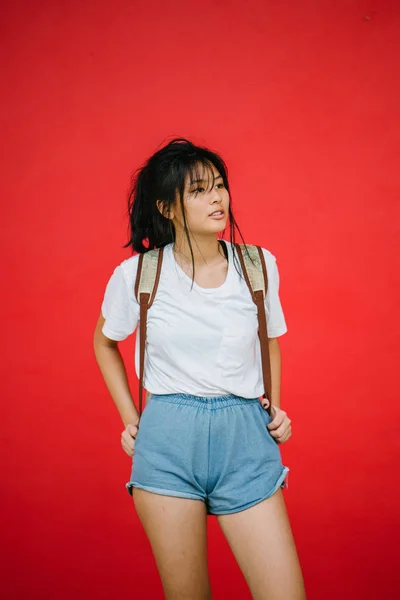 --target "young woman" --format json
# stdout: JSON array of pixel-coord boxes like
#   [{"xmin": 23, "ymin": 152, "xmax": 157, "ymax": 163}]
[{"xmin": 93, "ymin": 138, "xmax": 306, "ymax": 599}]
